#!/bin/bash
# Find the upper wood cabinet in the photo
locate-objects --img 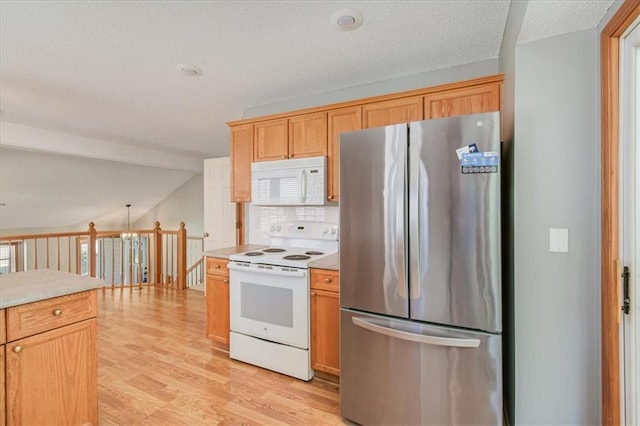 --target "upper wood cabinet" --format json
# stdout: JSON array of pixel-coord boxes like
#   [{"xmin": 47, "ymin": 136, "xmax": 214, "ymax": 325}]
[
  {"xmin": 230, "ymin": 124, "xmax": 253, "ymax": 202},
  {"xmin": 254, "ymin": 118, "xmax": 289, "ymax": 162},
  {"xmin": 327, "ymin": 107, "xmax": 362, "ymax": 203},
  {"xmin": 228, "ymin": 75, "xmax": 503, "ymax": 204},
  {"xmin": 362, "ymin": 96, "xmax": 423, "ymax": 128},
  {"xmin": 288, "ymin": 112, "xmax": 328, "ymax": 159},
  {"xmin": 253, "ymin": 114, "xmax": 328, "ymax": 163},
  {"xmin": 424, "ymin": 82, "xmax": 501, "ymax": 119}
]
